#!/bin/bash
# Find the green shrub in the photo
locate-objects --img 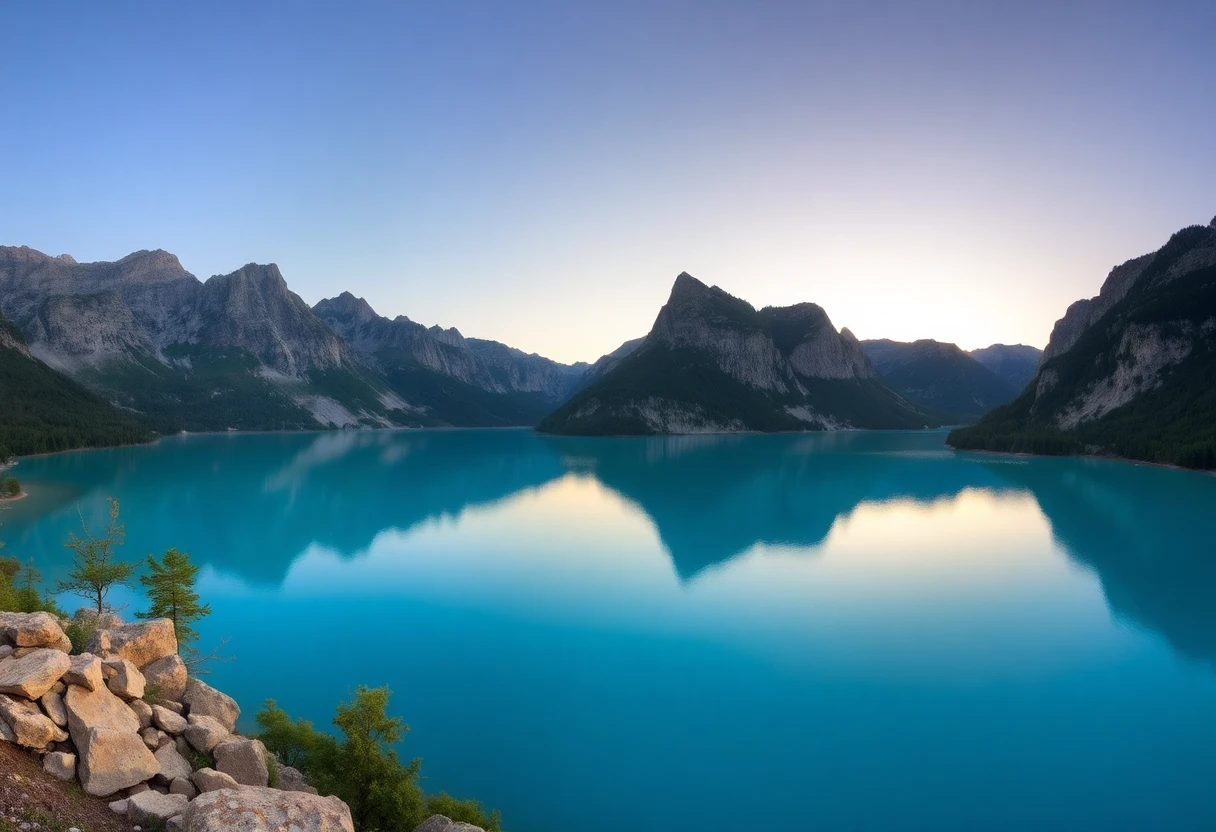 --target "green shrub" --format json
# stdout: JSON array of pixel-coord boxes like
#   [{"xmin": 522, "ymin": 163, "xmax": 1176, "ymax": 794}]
[
  {"xmin": 255, "ymin": 689, "xmax": 501, "ymax": 832},
  {"xmin": 0, "ymin": 476, "xmax": 20, "ymax": 498}
]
